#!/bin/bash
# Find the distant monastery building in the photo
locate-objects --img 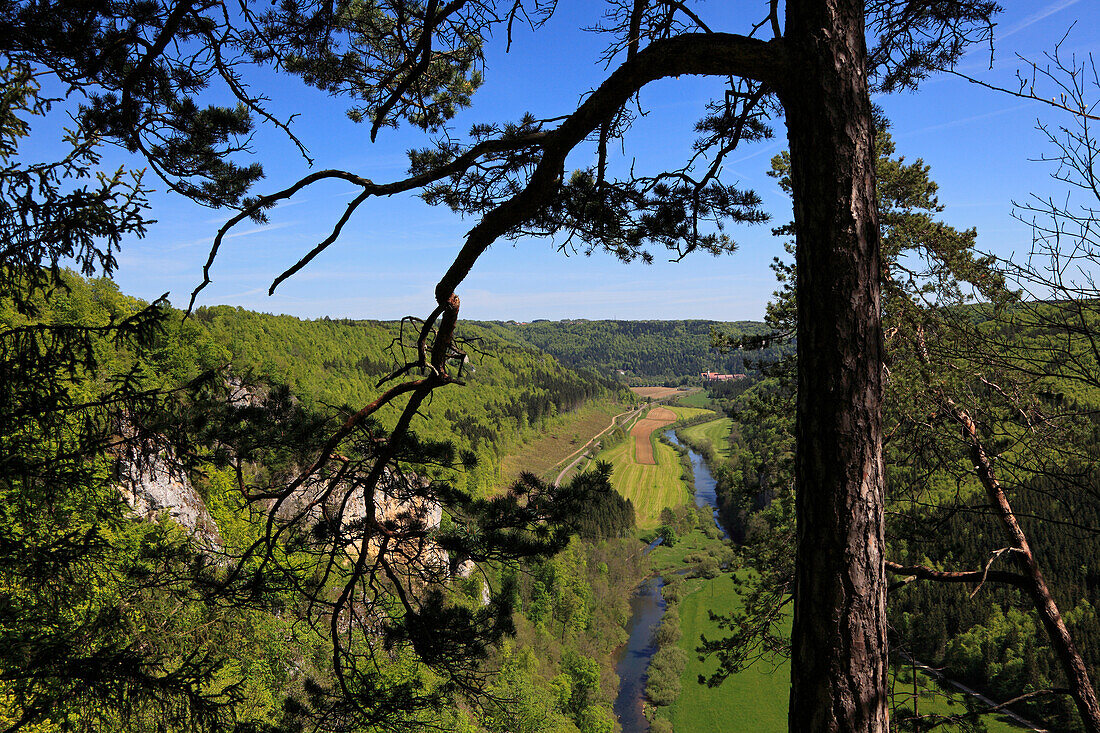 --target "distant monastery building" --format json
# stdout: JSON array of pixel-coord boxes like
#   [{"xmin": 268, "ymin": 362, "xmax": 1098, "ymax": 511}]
[{"xmin": 701, "ymin": 371, "xmax": 747, "ymax": 382}]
